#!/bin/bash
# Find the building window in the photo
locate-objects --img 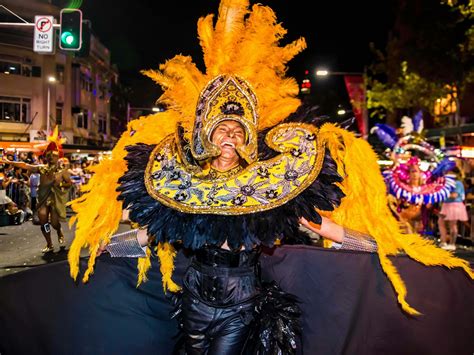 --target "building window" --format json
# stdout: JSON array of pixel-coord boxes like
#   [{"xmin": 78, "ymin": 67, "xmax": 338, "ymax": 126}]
[
  {"xmin": 56, "ymin": 106, "xmax": 63, "ymax": 125},
  {"xmin": 0, "ymin": 60, "xmax": 32, "ymax": 77},
  {"xmin": 0, "ymin": 96, "xmax": 30, "ymax": 122},
  {"xmin": 76, "ymin": 111, "xmax": 88, "ymax": 129},
  {"xmin": 98, "ymin": 114, "xmax": 106, "ymax": 134},
  {"xmin": 31, "ymin": 66, "xmax": 42, "ymax": 78},
  {"xmin": 80, "ymin": 73, "xmax": 92, "ymax": 92},
  {"xmin": 22, "ymin": 65, "xmax": 32, "ymax": 77},
  {"xmin": 56, "ymin": 64, "xmax": 65, "ymax": 84}
]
